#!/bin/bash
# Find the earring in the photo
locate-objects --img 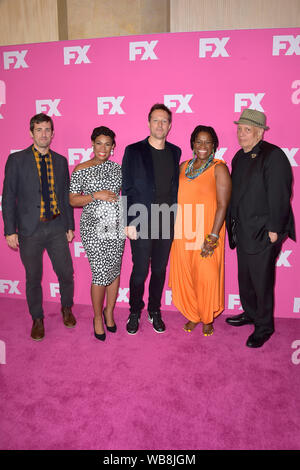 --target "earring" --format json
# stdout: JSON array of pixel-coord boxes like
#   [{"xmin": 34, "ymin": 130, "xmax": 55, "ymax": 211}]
[{"xmin": 110, "ymin": 149, "xmax": 114, "ymax": 157}]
